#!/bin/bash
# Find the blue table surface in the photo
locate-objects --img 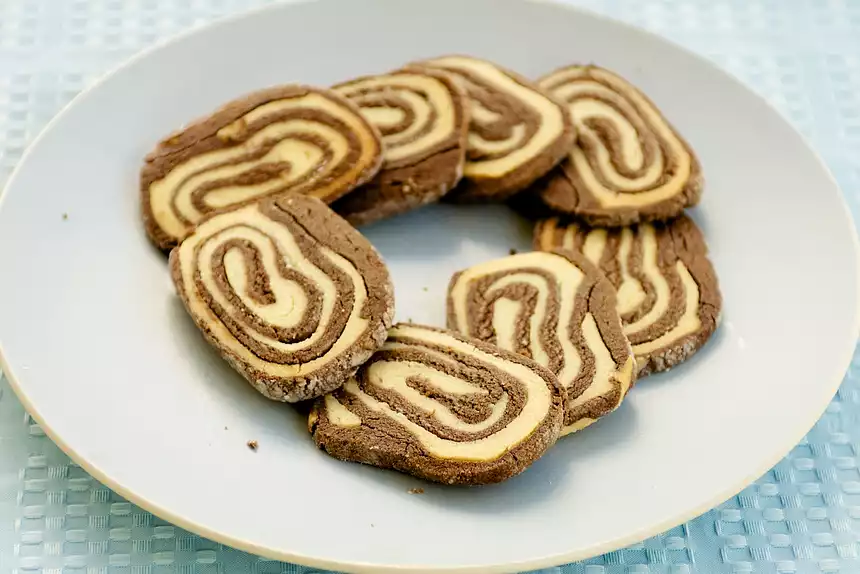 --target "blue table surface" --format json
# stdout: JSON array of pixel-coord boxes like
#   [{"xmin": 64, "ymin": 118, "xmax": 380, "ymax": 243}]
[{"xmin": 1, "ymin": 0, "xmax": 860, "ymax": 572}]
